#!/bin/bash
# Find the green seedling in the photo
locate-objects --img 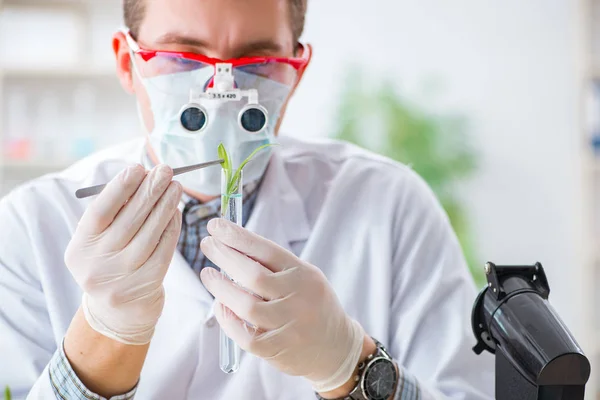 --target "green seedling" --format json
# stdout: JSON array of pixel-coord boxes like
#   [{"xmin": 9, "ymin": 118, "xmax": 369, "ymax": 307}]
[
  {"xmin": 5, "ymin": 386, "xmax": 11, "ymax": 400},
  {"xmin": 218, "ymin": 142, "xmax": 276, "ymax": 216}
]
